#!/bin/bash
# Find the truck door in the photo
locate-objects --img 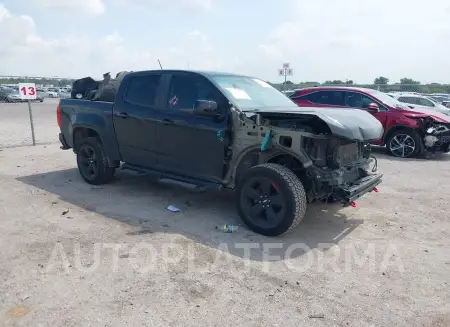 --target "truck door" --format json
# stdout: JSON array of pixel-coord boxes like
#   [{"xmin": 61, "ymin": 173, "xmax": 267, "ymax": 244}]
[
  {"xmin": 155, "ymin": 72, "xmax": 229, "ymax": 182},
  {"xmin": 112, "ymin": 72, "xmax": 163, "ymax": 167}
]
